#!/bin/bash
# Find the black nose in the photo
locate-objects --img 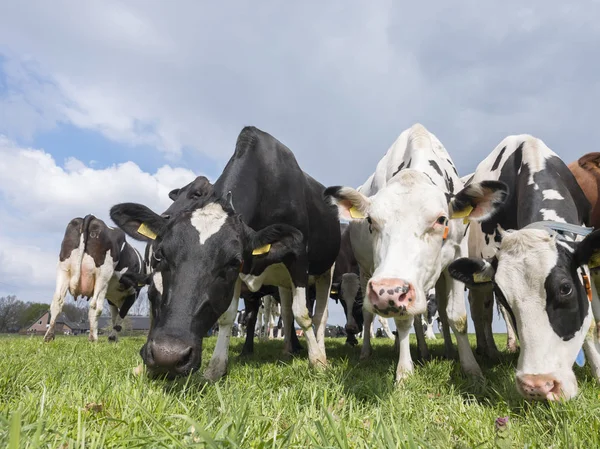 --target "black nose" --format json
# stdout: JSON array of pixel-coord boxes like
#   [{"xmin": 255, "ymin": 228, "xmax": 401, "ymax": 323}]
[{"xmin": 147, "ymin": 337, "xmax": 194, "ymax": 374}]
